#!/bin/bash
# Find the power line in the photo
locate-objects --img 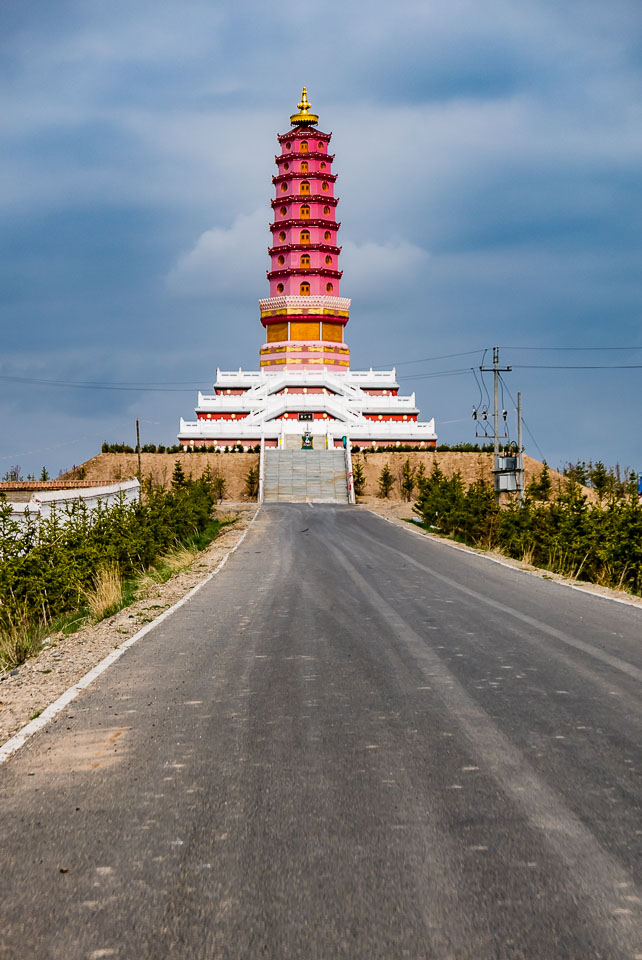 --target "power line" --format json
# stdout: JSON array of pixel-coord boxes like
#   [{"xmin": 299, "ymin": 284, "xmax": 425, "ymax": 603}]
[
  {"xmin": 396, "ymin": 368, "xmax": 476, "ymax": 381},
  {"xmin": 504, "ymin": 345, "xmax": 642, "ymax": 351},
  {"xmin": 0, "ymin": 374, "xmax": 210, "ymax": 392},
  {"xmin": 512, "ymin": 364, "xmax": 642, "ymax": 370},
  {"xmin": 500, "ymin": 376, "xmax": 546, "ymax": 463},
  {"xmin": 390, "ymin": 349, "xmax": 486, "ymax": 367}
]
